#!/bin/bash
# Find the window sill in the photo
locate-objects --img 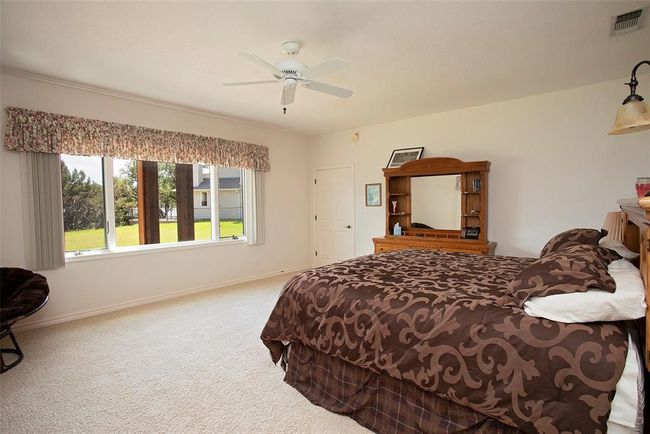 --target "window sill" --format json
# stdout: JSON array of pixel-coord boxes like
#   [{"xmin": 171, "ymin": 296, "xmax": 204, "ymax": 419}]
[{"xmin": 65, "ymin": 237, "xmax": 247, "ymax": 263}]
